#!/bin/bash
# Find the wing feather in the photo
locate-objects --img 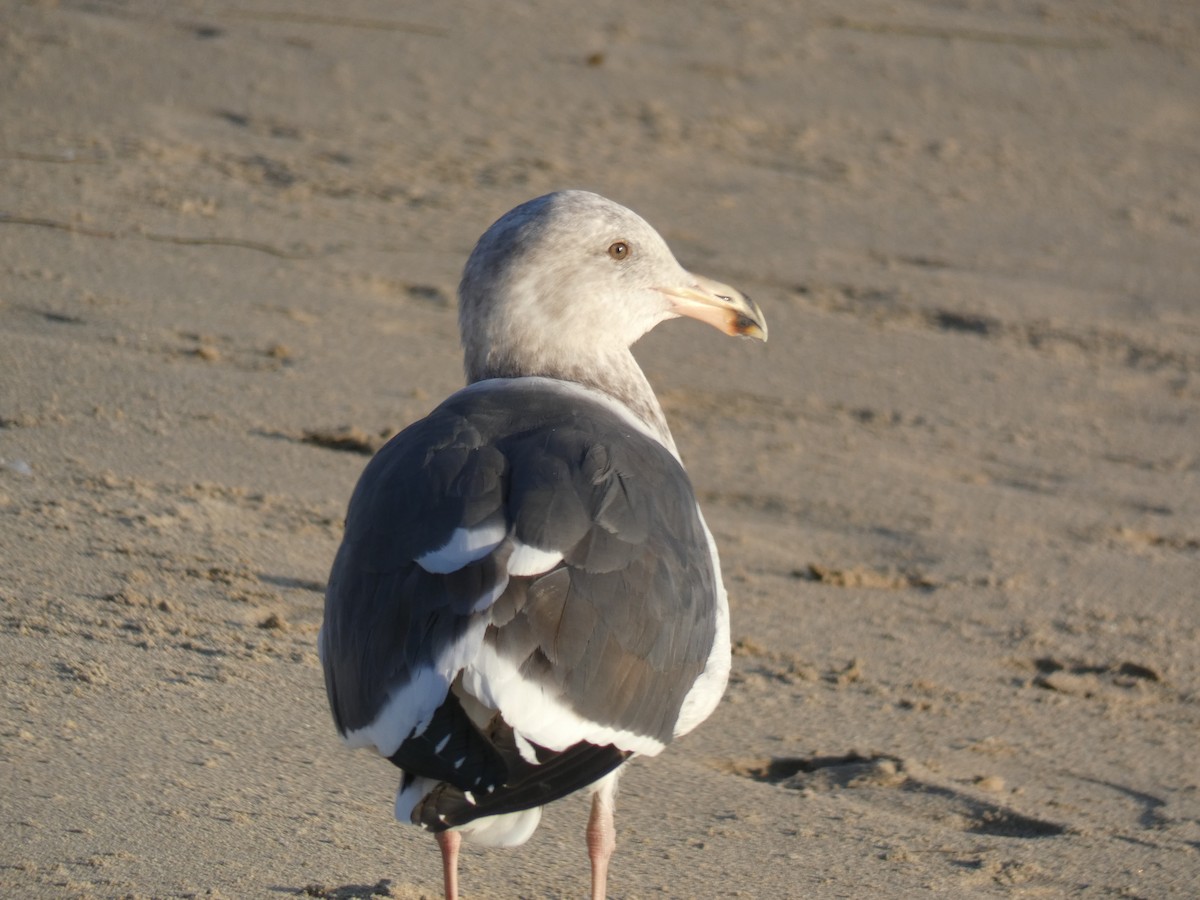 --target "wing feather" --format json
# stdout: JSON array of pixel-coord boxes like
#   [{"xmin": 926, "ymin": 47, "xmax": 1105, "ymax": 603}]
[{"xmin": 321, "ymin": 380, "xmax": 719, "ymax": 815}]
